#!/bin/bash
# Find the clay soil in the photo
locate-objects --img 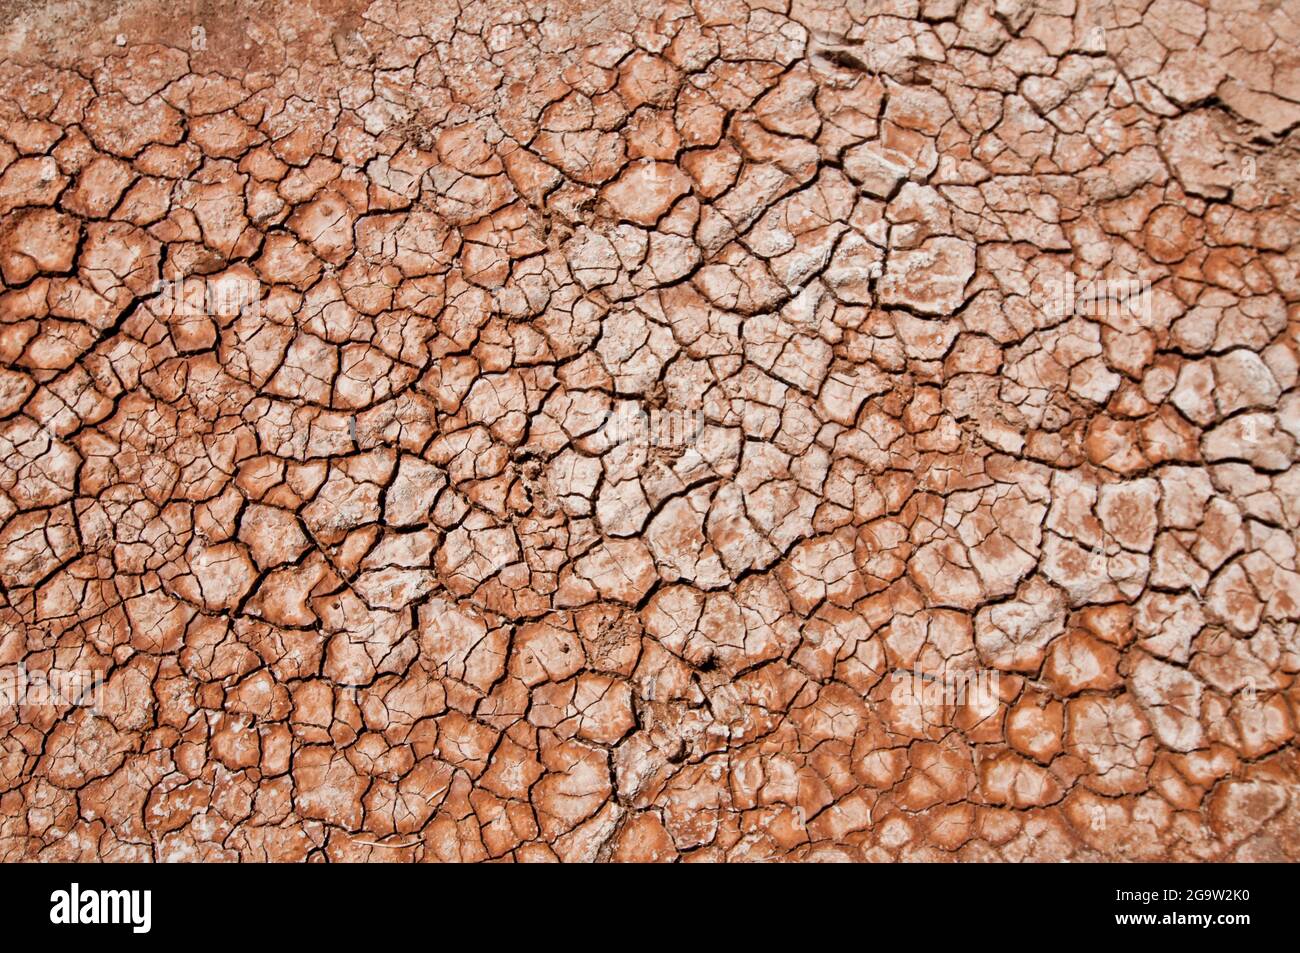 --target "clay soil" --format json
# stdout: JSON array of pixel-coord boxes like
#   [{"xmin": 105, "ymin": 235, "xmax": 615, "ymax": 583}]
[{"xmin": 0, "ymin": 0, "xmax": 1298, "ymax": 861}]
